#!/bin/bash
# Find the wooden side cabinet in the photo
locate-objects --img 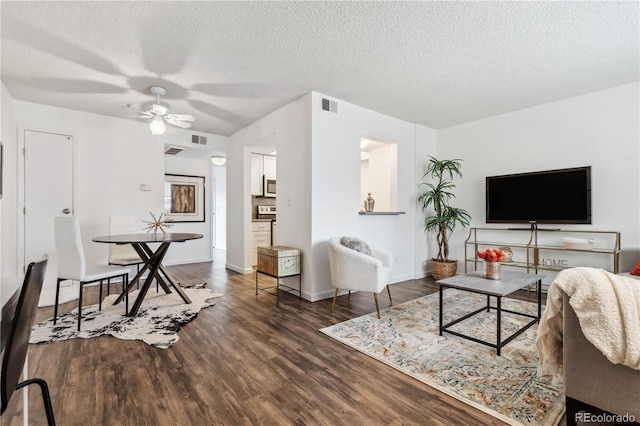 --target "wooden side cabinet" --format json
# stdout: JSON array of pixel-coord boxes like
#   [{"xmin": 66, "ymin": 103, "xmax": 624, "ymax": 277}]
[{"xmin": 255, "ymin": 246, "xmax": 301, "ymax": 304}]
